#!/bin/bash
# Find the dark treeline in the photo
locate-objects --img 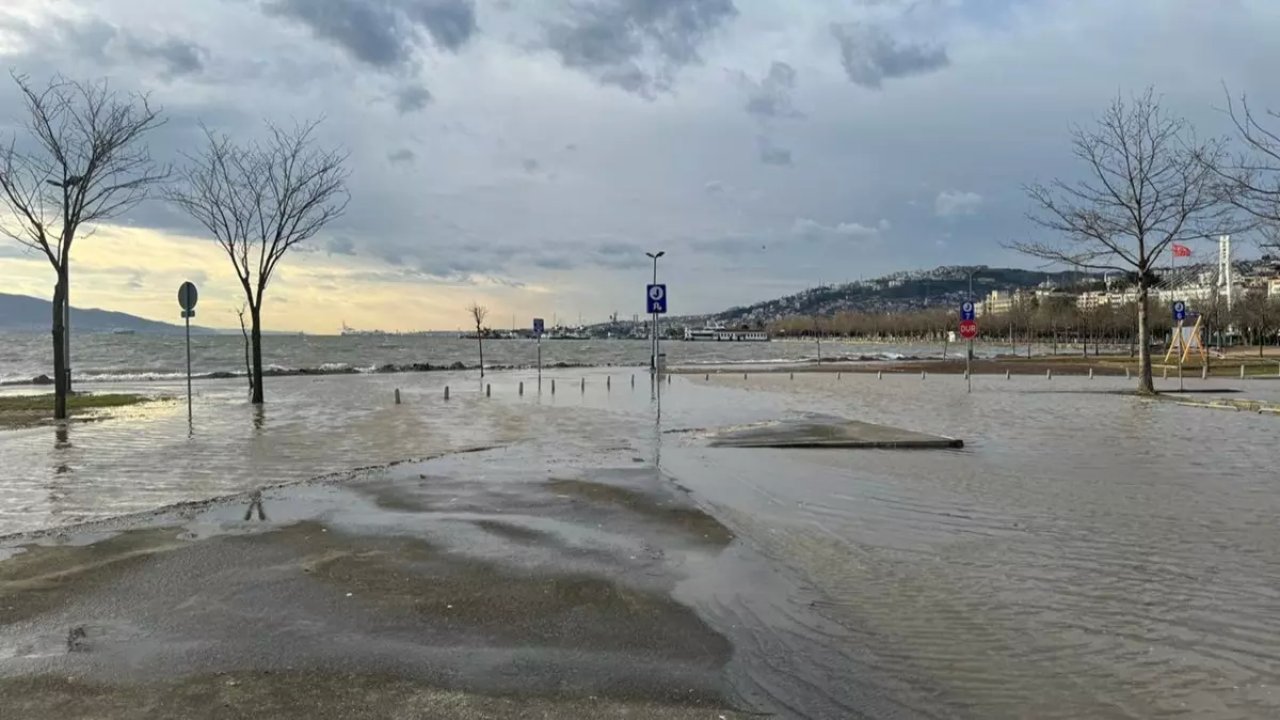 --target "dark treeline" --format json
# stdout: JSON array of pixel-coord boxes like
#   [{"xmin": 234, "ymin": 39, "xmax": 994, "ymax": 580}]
[{"xmin": 769, "ymin": 289, "xmax": 1280, "ymax": 357}]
